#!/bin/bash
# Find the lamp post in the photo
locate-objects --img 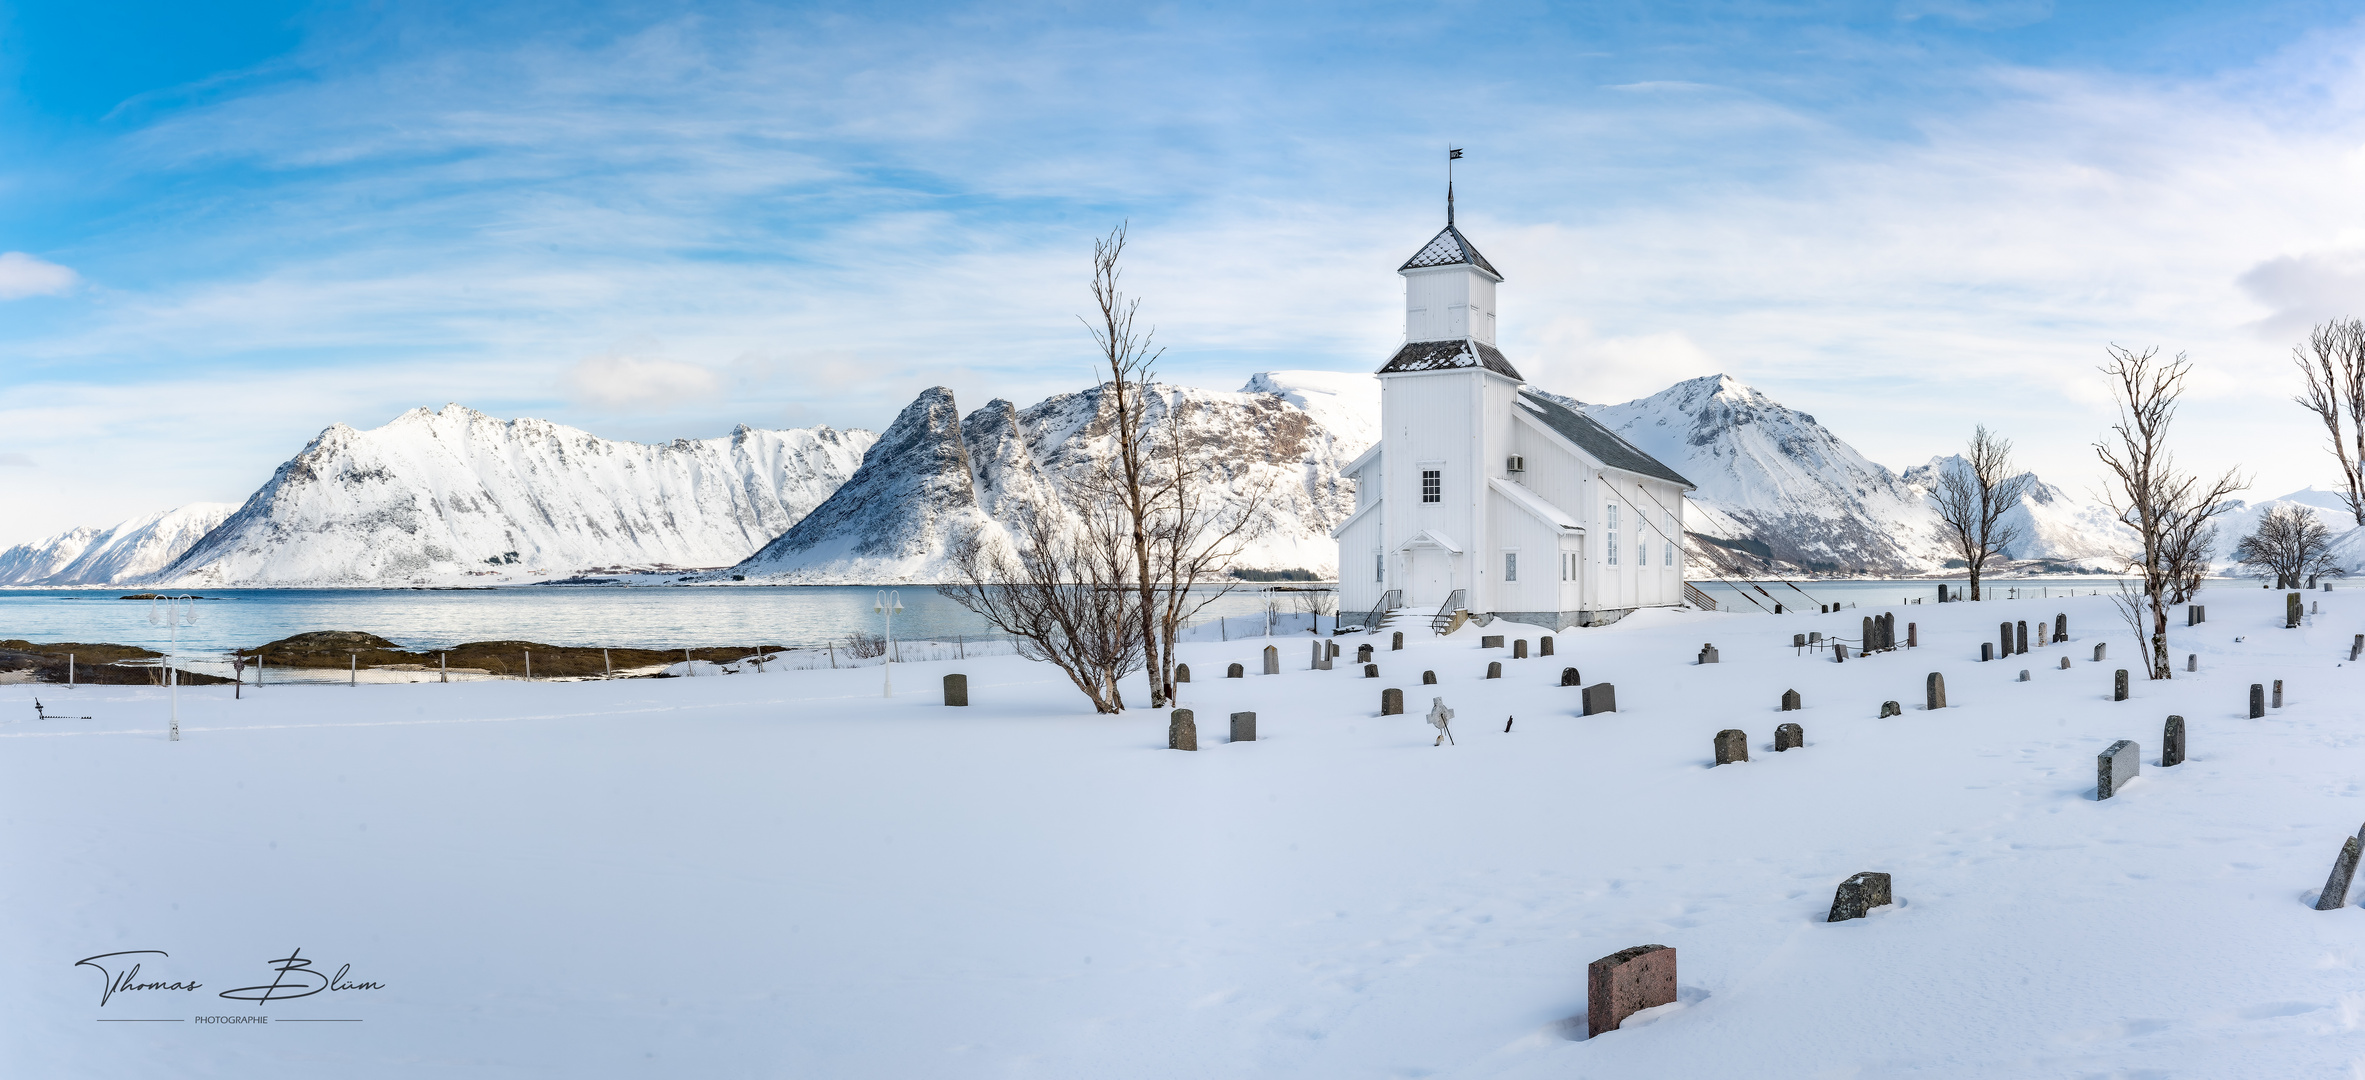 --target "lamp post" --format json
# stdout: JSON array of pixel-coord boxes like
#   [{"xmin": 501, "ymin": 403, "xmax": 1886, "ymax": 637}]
[
  {"xmin": 874, "ymin": 589, "xmax": 903, "ymax": 697},
  {"xmin": 148, "ymin": 594, "xmax": 199, "ymax": 742}
]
